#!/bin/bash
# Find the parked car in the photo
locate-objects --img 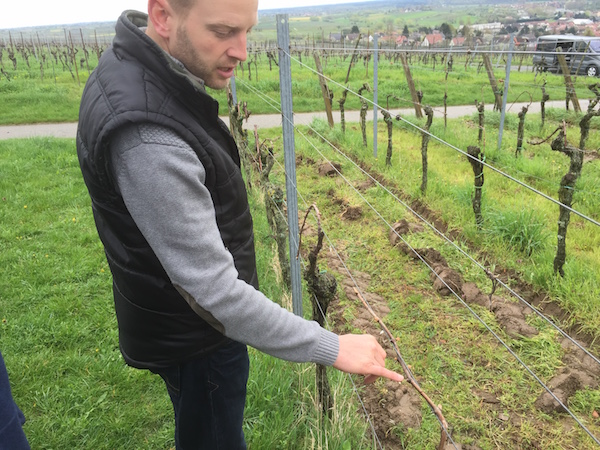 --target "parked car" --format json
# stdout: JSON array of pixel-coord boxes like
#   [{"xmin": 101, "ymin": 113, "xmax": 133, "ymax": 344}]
[{"xmin": 533, "ymin": 35, "xmax": 600, "ymax": 77}]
